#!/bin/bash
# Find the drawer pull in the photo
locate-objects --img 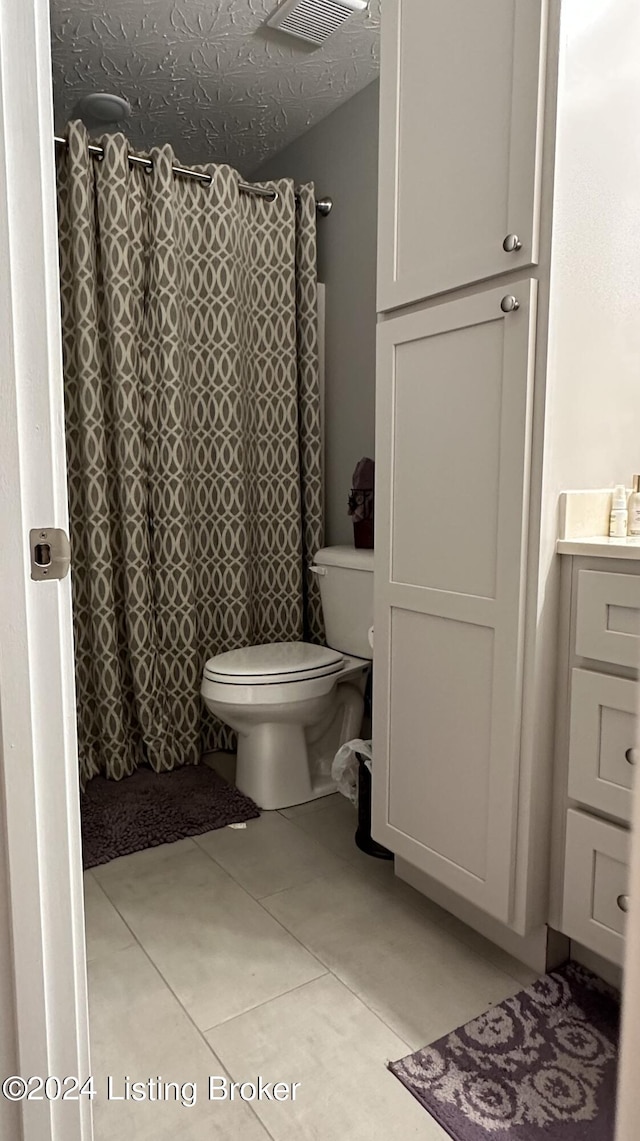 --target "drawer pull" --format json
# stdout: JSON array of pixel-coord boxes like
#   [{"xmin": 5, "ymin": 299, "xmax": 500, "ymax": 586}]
[
  {"xmin": 617, "ymin": 894, "xmax": 630, "ymax": 913},
  {"xmin": 625, "ymin": 748, "xmax": 639, "ymax": 766}
]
